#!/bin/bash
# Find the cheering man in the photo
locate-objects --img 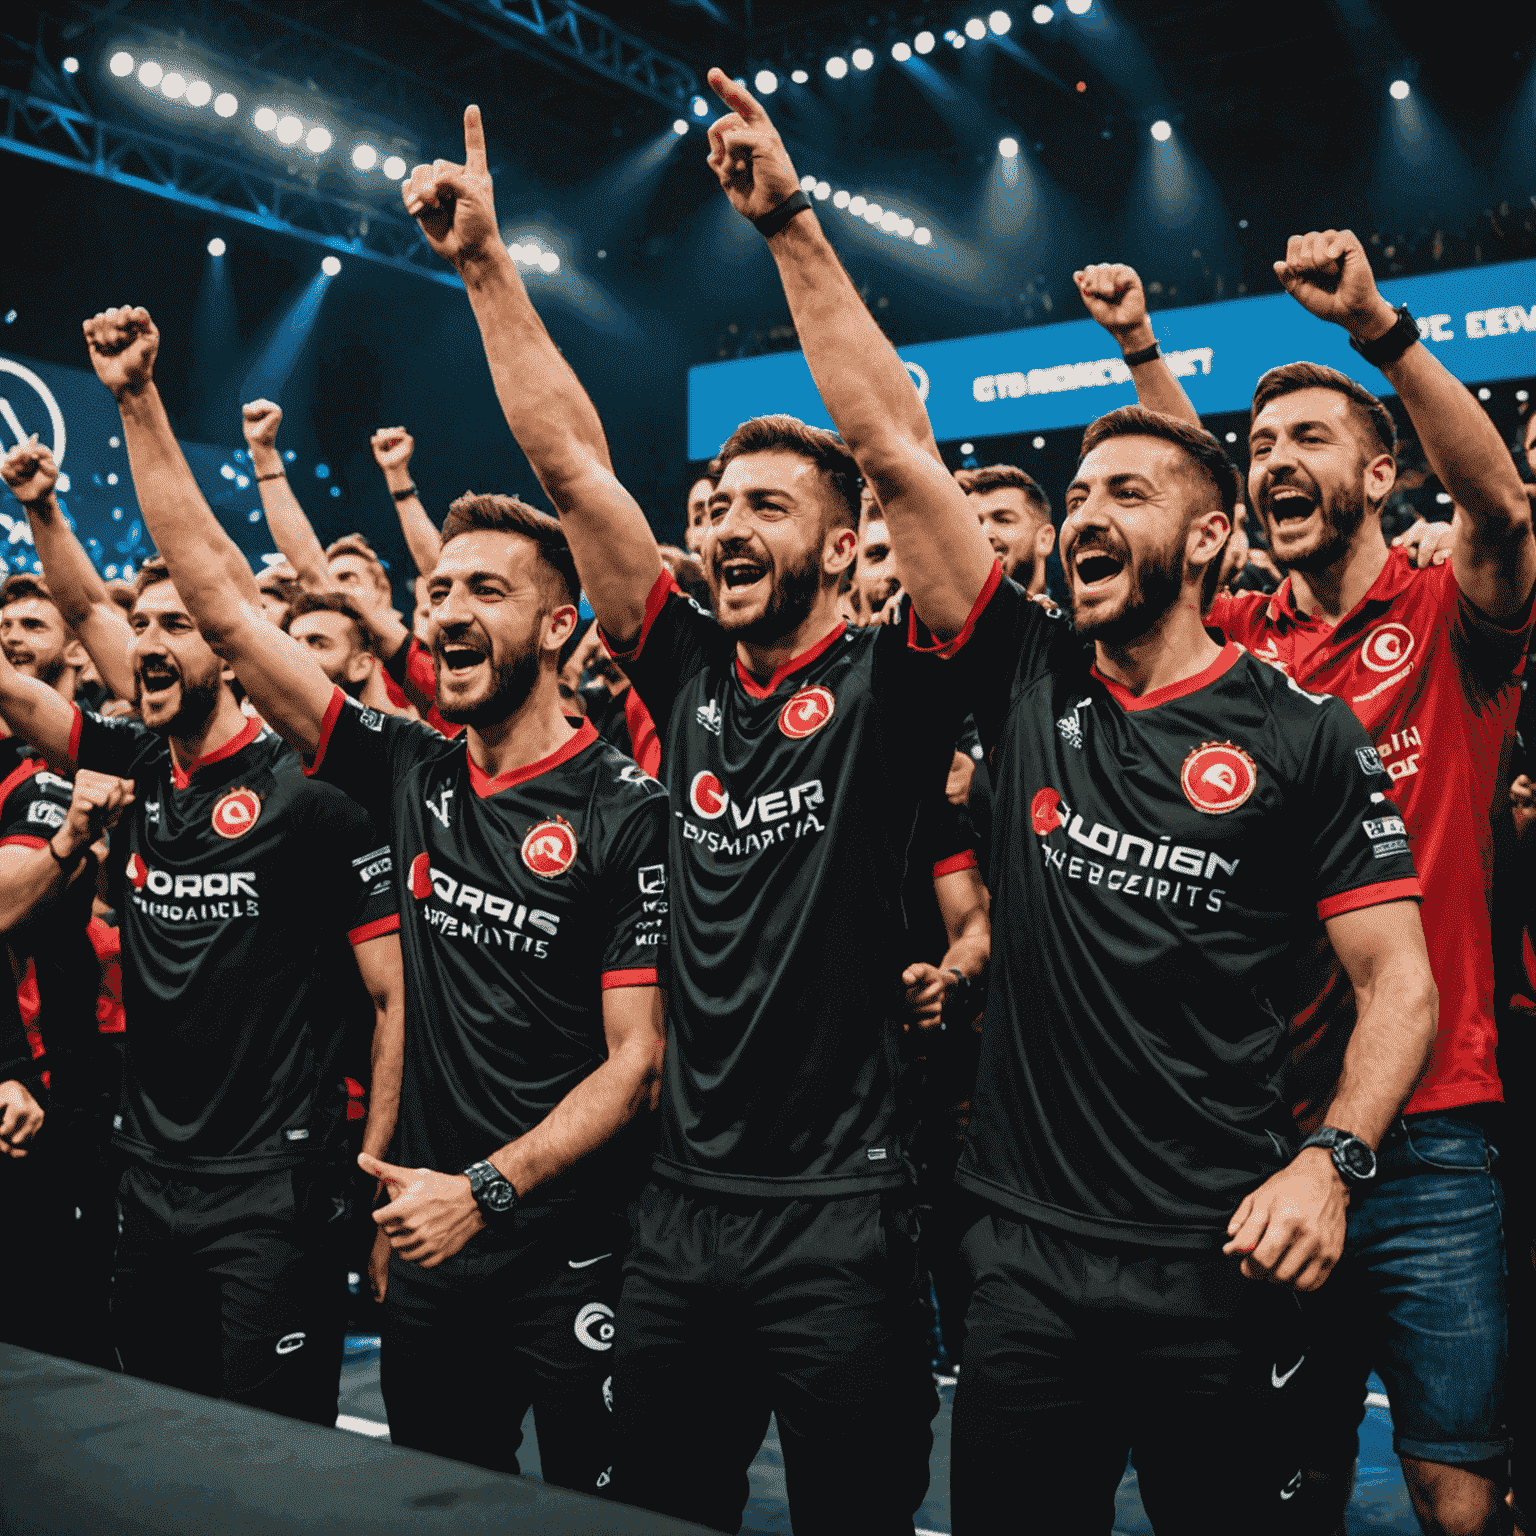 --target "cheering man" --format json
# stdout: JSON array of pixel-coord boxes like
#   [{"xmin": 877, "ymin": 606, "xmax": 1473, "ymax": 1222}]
[{"xmin": 702, "ymin": 70, "xmax": 1440, "ymax": 1533}]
